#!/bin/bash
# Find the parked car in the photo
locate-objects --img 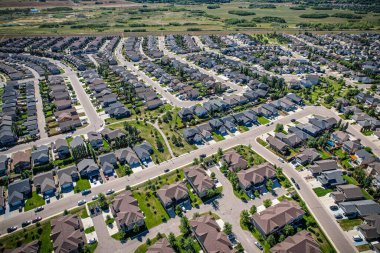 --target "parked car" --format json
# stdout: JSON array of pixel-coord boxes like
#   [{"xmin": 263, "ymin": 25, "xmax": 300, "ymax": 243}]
[
  {"xmin": 200, "ymin": 154, "xmax": 206, "ymax": 158},
  {"xmin": 353, "ymin": 235, "xmax": 363, "ymax": 242},
  {"xmin": 330, "ymin": 205, "xmax": 338, "ymax": 211},
  {"xmin": 92, "ymin": 195, "xmax": 99, "ymax": 200},
  {"xmin": 35, "ymin": 206, "xmax": 44, "ymax": 212},
  {"xmin": 106, "ymin": 189, "xmax": 114, "ymax": 195},
  {"xmin": 78, "ymin": 199, "xmax": 86, "ymax": 206},
  {"xmin": 181, "ymin": 206, "xmax": 186, "ymax": 213},
  {"xmin": 254, "ymin": 241, "xmax": 263, "ymax": 250},
  {"xmin": 295, "ymin": 183, "xmax": 300, "ymax": 190},
  {"xmin": 33, "ymin": 217, "xmax": 42, "ymax": 223},
  {"xmin": 335, "ymin": 213, "xmax": 343, "ymax": 219},
  {"xmin": 291, "ymin": 177, "xmax": 295, "ymax": 183},
  {"xmin": 278, "ymin": 157, "xmax": 284, "ymax": 163},
  {"xmin": 22, "ymin": 220, "xmax": 32, "ymax": 227},
  {"xmin": 81, "ymin": 189, "xmax": 91, "ymax": 195},
  {"xmin": 7, "ymin": 226, "xmax": 17, "ymax": 233},
  {"xmin": 89, "ymin": 238, "xmax": 97, "ymax": 244}
]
